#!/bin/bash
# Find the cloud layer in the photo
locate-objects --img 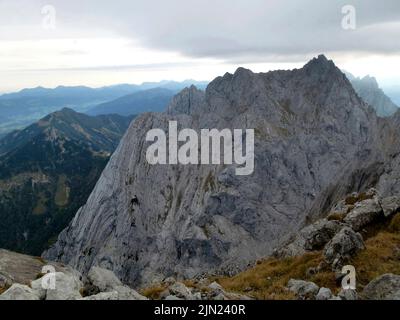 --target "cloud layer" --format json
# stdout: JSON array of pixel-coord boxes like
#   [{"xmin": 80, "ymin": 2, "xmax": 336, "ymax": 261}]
[{"xmin": 0, "ymin": 0, "xmax": 399, "ymax": 91}]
